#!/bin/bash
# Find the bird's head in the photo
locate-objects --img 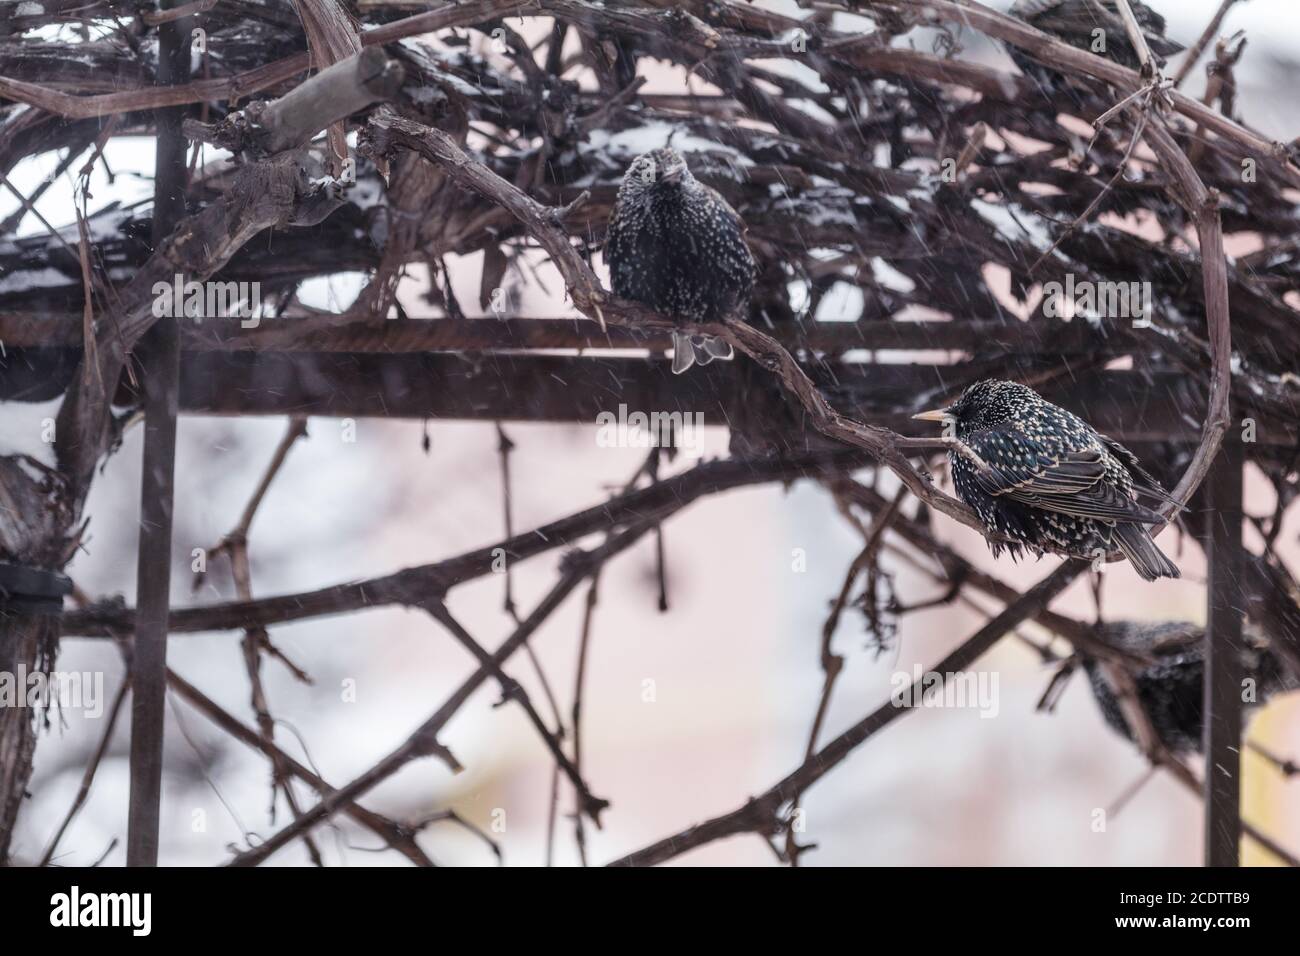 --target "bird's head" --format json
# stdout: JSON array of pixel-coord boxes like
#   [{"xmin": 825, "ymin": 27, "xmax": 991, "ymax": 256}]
[
  {"xmin": 913, "ymin": 379, "xmax": 1037, "ymax": 432},
  {"xmin": 623, "ymin": 148, "xmax": 693, "ymax": 196}
]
